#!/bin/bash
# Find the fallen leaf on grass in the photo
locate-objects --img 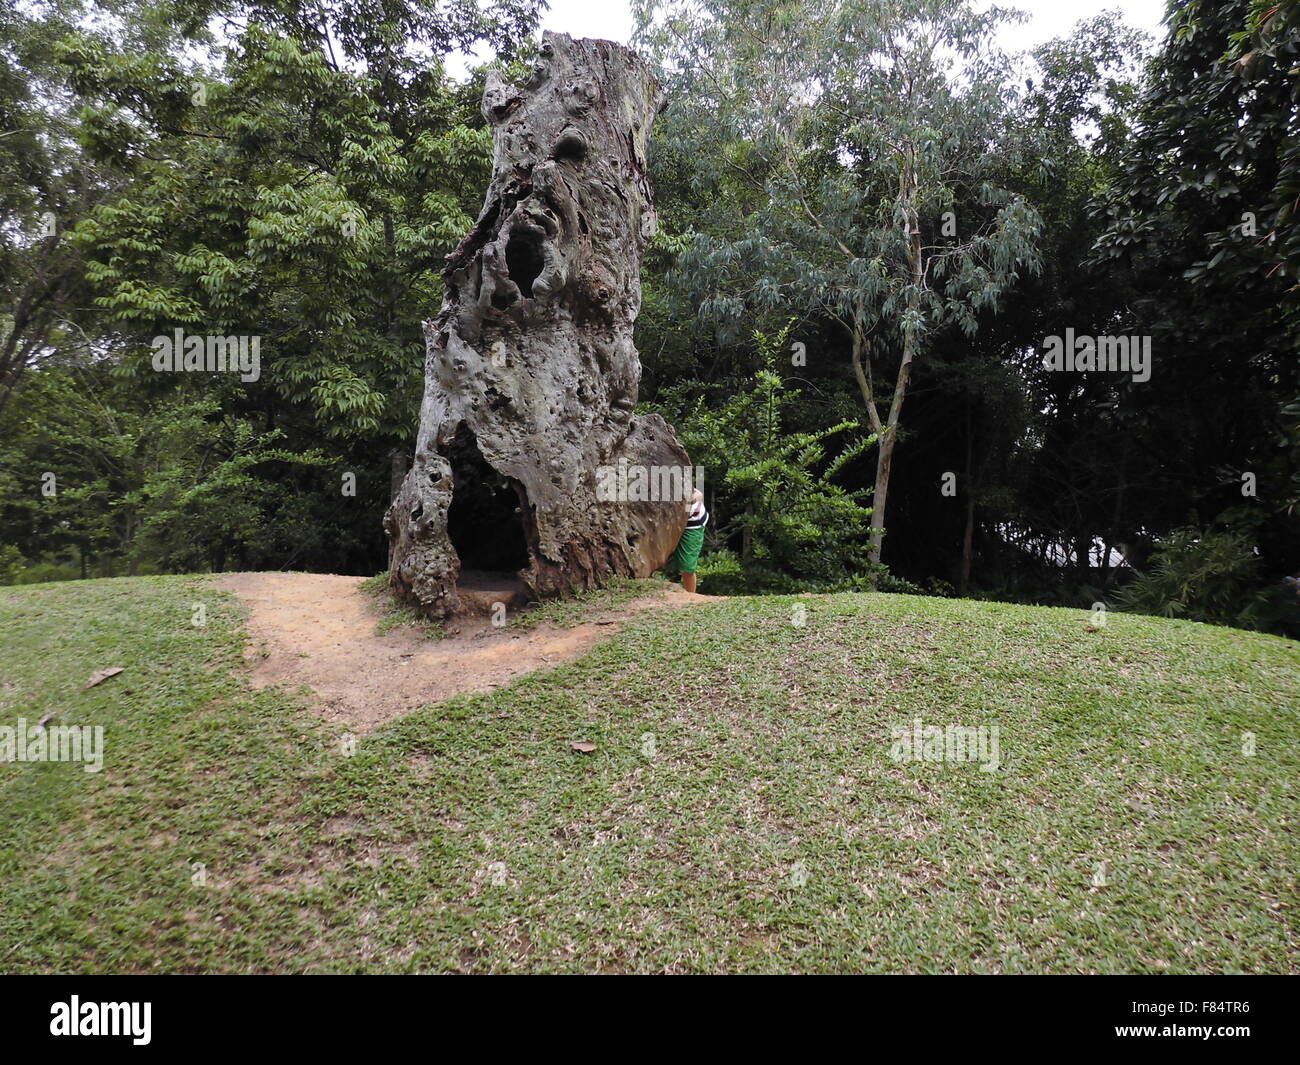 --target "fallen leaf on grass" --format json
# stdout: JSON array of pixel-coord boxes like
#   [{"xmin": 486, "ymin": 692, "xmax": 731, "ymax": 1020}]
[
  {"xmin": 570, "ymin": 741, "xmax": 597, "ymax": 754},
  {"xmin": 84, "ymin": 667, "xmax": 124, "ymax": 689}
]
